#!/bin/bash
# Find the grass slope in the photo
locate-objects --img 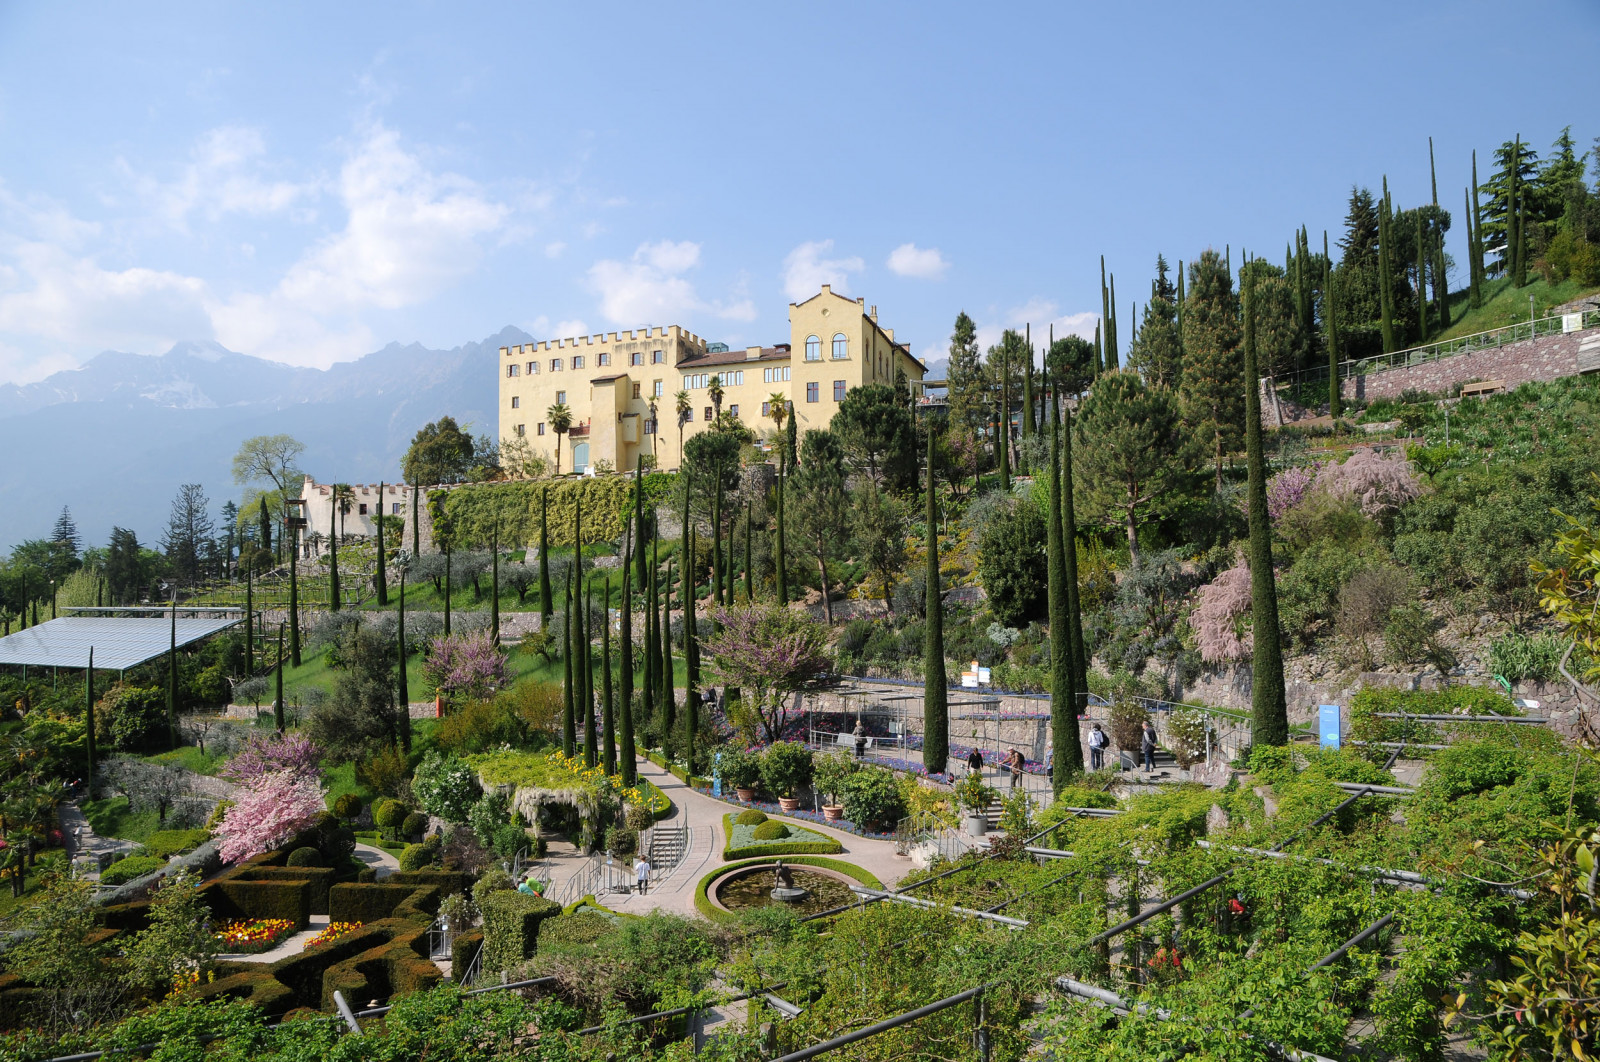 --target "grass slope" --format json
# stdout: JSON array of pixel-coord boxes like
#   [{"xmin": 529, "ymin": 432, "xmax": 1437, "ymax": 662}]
[{"xmin": 1437, "ymin": 274, "xmax": 1600, "ymax": 341}]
